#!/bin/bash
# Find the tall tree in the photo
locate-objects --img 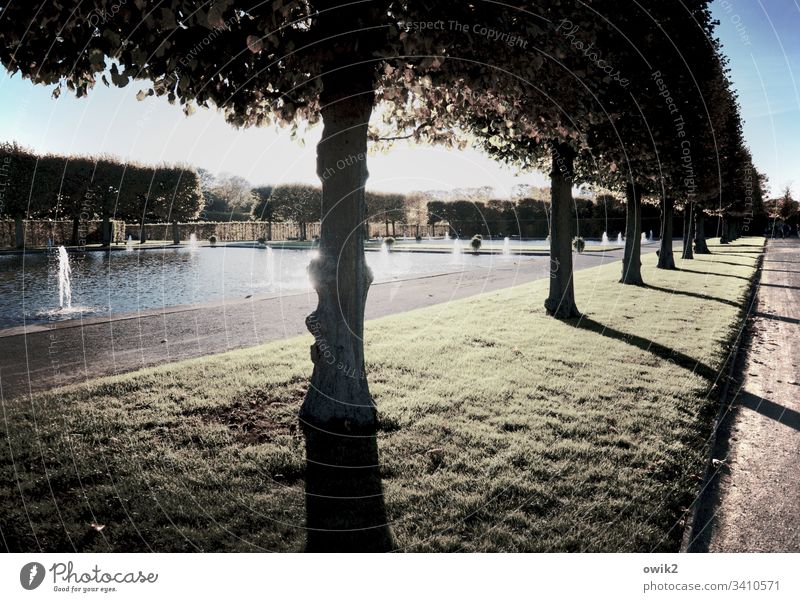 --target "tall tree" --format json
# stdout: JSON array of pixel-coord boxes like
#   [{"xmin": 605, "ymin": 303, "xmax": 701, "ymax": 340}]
[
  {"xmin": 92, "ymin": 156, "xmax": 127, "ymax": 246},
  {"xmin": 211, "ymin": 173, "xmax": 256, "ymax": 218},
  {"xmin": 366, "ymin": 191, "xmax": 405, "ymax": 236},
  {"xmin": 157, "ymin": 166, "xmax": 204, "ymax": 243},
  {"xmin": 0, "ymin": 142, "xmax": 42, "ymax": 248},
  {"xmin": 250, "ymin": 185, "xmax": 276, "ymax": 238},
  {"xmin": 270, "ymin": 184, "xmax": 321, "ymax": 240}
]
